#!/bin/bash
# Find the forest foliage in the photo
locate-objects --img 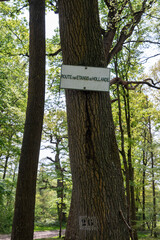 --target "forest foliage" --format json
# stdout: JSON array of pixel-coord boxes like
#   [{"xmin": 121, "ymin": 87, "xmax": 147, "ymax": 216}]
[{"xmin": 0, "ymin": 0, "xmax": 160, "ymax": 238}]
